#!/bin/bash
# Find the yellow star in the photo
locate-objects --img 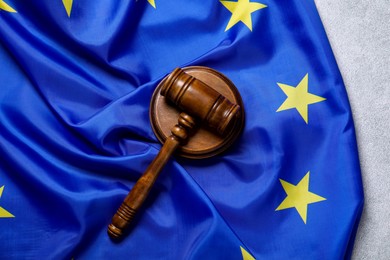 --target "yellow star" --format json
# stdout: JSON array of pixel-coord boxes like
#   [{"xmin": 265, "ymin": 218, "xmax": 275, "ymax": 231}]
[
  {"xmin": 276, "ymin": 172, "xmax": 326, "ymax": 224},
  {"xmin": 220, "ymin": 0, "xmax": 267, "ymax": 31},
  {"xmin": 147, "ymin": 0, "xmax": 156, "ymax": 8},
  {"xmin": 0, "ymin": 186, "xmax": 14, "ymax": 218},
  {"xmin": 277, "ymin": 74, "xmax": 326, "ymax": 124},
  {"xmin": 240, "ymin": 246, "xmax": 255, "ymax": 260},
  {"xmin": 62, "ymin": 0, "xmax": 73, "ymax": 17},
  {"xmin": 0, "ymin": 0, "xmax": 16, "ymax": 12}
]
